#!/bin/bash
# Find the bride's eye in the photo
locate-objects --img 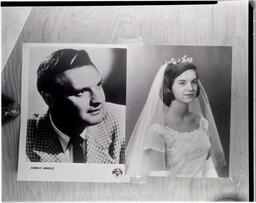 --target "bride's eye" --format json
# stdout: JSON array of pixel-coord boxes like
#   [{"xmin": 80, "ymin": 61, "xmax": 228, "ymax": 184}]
[
  {"xmin": 178, "ymin": 81, "xmax": 186, "ymax": 85},
  {"xmin": 192, "ymin": 80, "xmax": 198, "ymax": 85}
]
